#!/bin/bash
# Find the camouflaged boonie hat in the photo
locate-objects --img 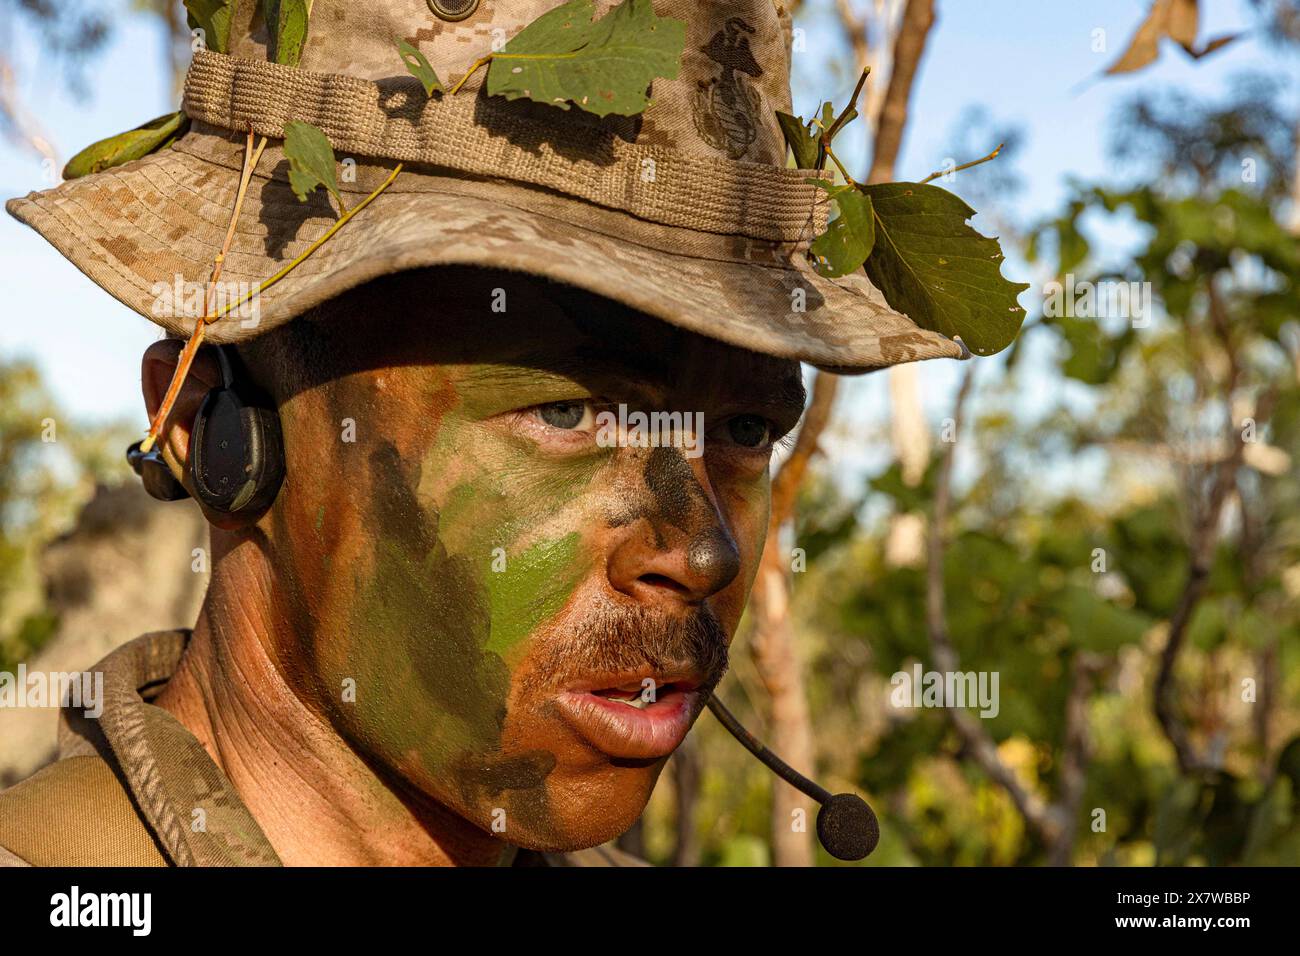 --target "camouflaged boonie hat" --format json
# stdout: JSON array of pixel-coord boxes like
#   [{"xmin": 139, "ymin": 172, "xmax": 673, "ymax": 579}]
[{"xmin": 7, "ymin": 0, "xmax": 964, "ymax": 372}]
